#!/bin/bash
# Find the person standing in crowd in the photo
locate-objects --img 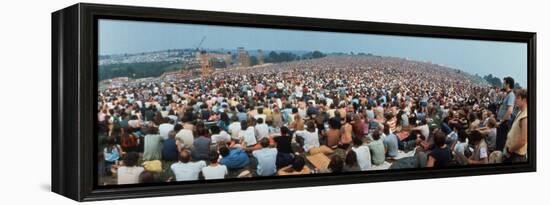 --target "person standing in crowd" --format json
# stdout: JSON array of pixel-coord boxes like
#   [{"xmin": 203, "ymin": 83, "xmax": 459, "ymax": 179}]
[
  {"xmin": 504, "ymin": 89, "xmax": 528, "ymax": 163},
  {"xmin": 496, "ymin": 77, "xmax": 516, "ymax": 151}
]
